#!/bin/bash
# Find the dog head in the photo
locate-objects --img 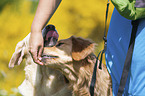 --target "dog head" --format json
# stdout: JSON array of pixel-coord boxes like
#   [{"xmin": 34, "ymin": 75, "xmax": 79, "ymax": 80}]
[
  {"xmin": 42, "ymin": 36, "xmax": 96, "ymax": 82},
  {"xmin": 42, "ymin": 36, "xmax": 96, "ymax": 64}
]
